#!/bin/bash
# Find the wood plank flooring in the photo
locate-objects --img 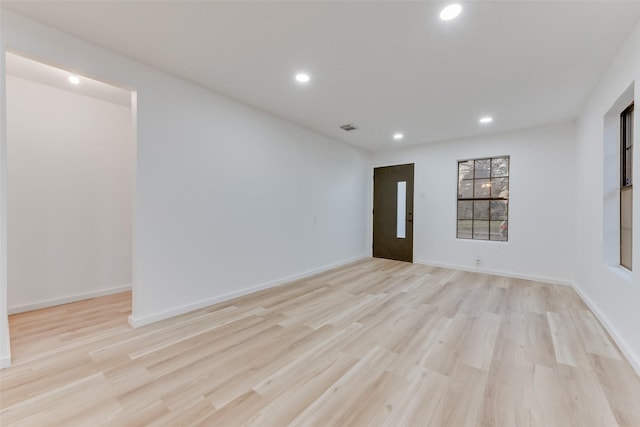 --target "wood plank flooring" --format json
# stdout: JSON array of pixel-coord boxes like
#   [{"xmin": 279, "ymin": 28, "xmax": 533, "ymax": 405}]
[{"xmin": 1, "ymin": 258, "xmax": 639, "ymax": 426}]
